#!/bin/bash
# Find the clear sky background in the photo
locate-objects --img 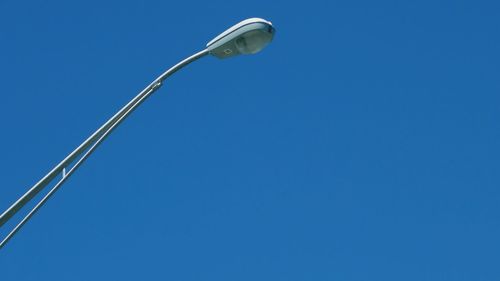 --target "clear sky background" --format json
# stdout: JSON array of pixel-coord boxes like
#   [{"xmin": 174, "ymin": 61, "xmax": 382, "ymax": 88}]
[{"xmin": 0, "ymin": 0, "xmax": 499, "ymax": 280}]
